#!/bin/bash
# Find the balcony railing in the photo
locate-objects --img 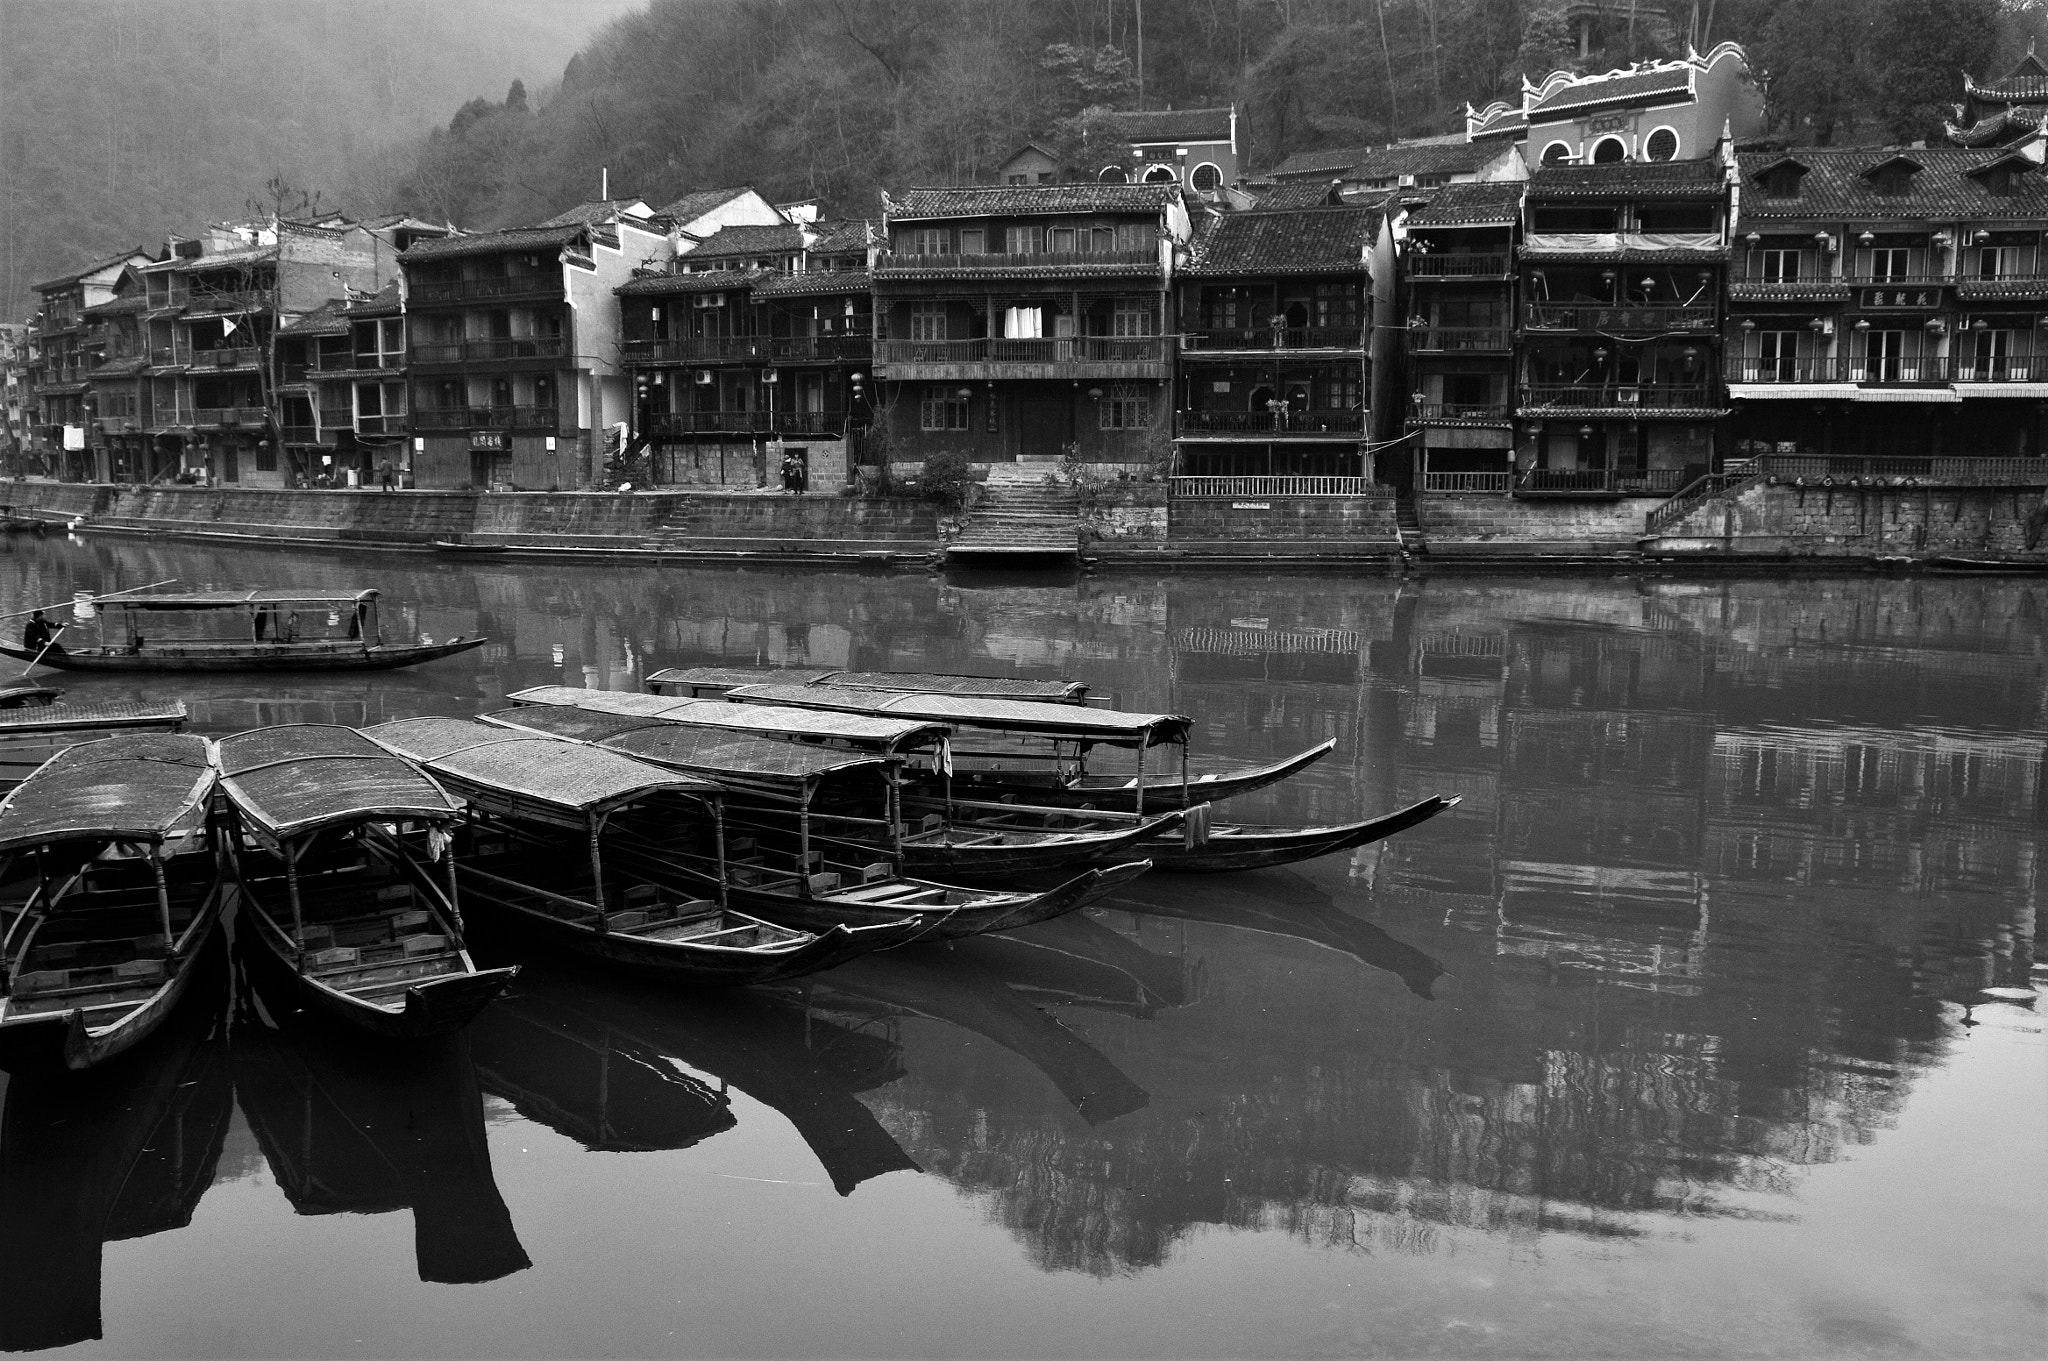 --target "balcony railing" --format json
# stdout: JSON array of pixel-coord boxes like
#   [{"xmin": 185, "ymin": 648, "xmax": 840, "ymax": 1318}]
[
  {"xmin": 149, "ymin": 345, "xmax": 194, "ymax": 367},
  {"xmin": 1723, "ymin": 357, "xmax": 1956, "ymax": 383},
  {"xmin": 411, "ymin": 406, "xmax": 559, "ymax": 431},
  {"xmin": 1411, "ymin": 401, "xmax": 1512, "ymax": 423},
  {"xmin": 1757, "ymin": 453, "xmax": 2048, "ymax": 486},
  {"xmin": 1171, "ymin": 475, "xmax": 1388, "ymax": 498},
  {"xmin": 151, "ymin": 406, "xmax": 196, "ymax": 427},
  {"xmin": 312, "ymin": 352, "xmax": 407, "ymax": 373},
  {"xmin": 622, "ymin": 335, "xmax": 872, "ymax": 363},
  {"xmin": 358, "ymin": 414, "xmax": 406, "ymax": 434},
  {"xmin": 1526, "ymin": 302, "xmax": 1716, "ymax": 332},
  {"xmin": 876, "ymin": 336, "xmax": 1167, "ymax": 365},
  {"xmin": 193, "ymin": 347, "xmax": 260, "ymax": 369},
  {"xmin": 875, "ymin": 248, "xmax": 1159, "ymax": 274},
  {"xmin": 280, "ymin": 424, "xmax": 319, "ymax": 444},
  {"xmin": 409, "ymin": 275, "xmax": 564, "ymax": 304},
  {"xmin": 186, "ymin": 288, "xmax": 270, "ymax": 313},
  {"xmin": 1407, "ymin": 326, "xmax": 1513, "ymax": 352},
  {"xmin": 1408, "ymin": 253, "xmax": 1510, "ymax": 278},
  {"xmin": 646, "ymin": 409, "xmax": 850, "ymax": 436},
  {"xmin": 1177, "ymin": 409, "xmax": 1366, "ymax": 435},
  {"xmin": 411, "ymin": 336, "xmax": 568, "ymax": 364},
  {"xmin": 192, "ymin": 406, "xmax": 270, "ymax": 427},
  {"xmin": 1515, "ymin": 468, "xmax": 1623, "ymax": 495},
  {"xmin": 1422, "ymin": 471, "xmax": 1512, "ymax": 493},
  {"xmin": 1181, "ymin": 327, "xmax": 1364, "ymax": 351},
  {"xmin": 145, "ymin": 287, "xmax": 191, "ymax": 311},
  {"xmin": 1519, "ymin": 383, "xmax": 1718, "ymax": 410}
]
